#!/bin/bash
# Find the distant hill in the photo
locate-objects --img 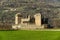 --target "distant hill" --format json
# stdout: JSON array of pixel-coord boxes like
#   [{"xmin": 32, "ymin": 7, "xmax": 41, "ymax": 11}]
[{"xmin": 0, "ymin": 0, "xmax": 60, "ymax": 25}]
